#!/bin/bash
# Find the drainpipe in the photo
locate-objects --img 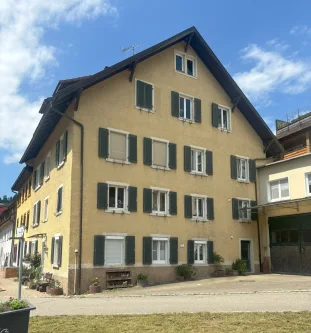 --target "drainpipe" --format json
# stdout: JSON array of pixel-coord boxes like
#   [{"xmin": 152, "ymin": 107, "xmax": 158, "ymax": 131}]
[
  {"xmin": 50, "ymin": 104, "xmax": 84, "ymax": 295},
  {"xmin": 254, "ymin": 180, "xmax": 262, "ymax": 273}
]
